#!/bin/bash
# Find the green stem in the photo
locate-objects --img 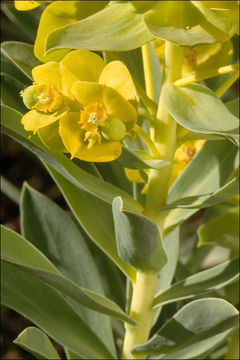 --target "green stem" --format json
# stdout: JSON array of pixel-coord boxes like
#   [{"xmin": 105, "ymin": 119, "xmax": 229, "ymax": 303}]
[
  {"xmin": 144, "ymin": 42, "xmax": 184, "ymax": 228},
  {"xmin": 122, "ymin": 272, "xmax": 158, "ymax": 359},
  {"xmin": 121, "ymin": 42, "xmax": 184, "ymax": 360},
  {"xmin": 174, "ymin": 63, "xmax": 239, "ymax": 87},
  {"xmin": 133, "ymin": 124, "xmax": 160, "ymax": 158},
  {"xmin": 215, "ymin": 69, "xmax": 239, "ymax": 98},
  {"xmin": 141, "ymin": 44, "xmax": 155, "ymax": 100}
]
